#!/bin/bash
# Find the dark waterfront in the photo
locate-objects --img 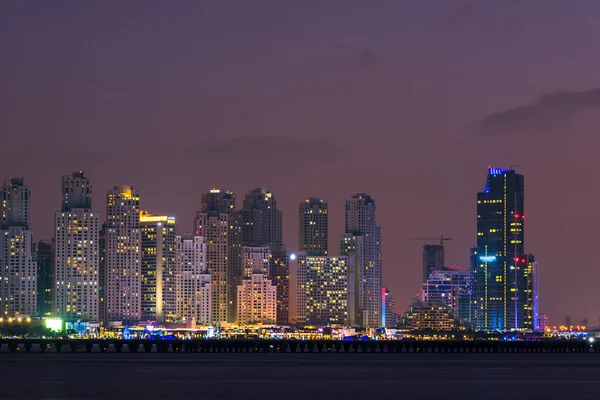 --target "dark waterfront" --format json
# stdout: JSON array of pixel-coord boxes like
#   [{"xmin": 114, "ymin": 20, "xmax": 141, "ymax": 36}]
[{"xmin": 3, "ymin": 354, "xmax": 600, "ymax": 400}]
